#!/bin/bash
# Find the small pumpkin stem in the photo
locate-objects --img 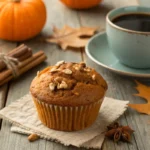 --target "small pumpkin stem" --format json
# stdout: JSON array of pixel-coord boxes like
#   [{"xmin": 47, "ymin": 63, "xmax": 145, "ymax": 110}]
[{"xmin": 8, "ymin": 0, "xmax": 20, "ymax": 2}]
